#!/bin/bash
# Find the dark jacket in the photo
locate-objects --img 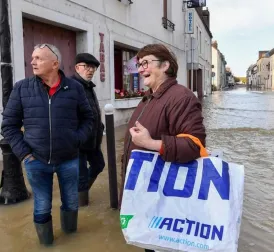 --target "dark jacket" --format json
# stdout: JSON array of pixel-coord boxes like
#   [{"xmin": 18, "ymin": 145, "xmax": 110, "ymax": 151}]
[
  {"xmin": 71, "ymin": 73, "xmax": 104, "ymax": 151},
  {"xmin": 120, "ymin": 78, "xmax": 206, "ymax": 201},
  {"xmin": 1, "ymin": 71, "xmax": 94, "ymax": 165}
]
